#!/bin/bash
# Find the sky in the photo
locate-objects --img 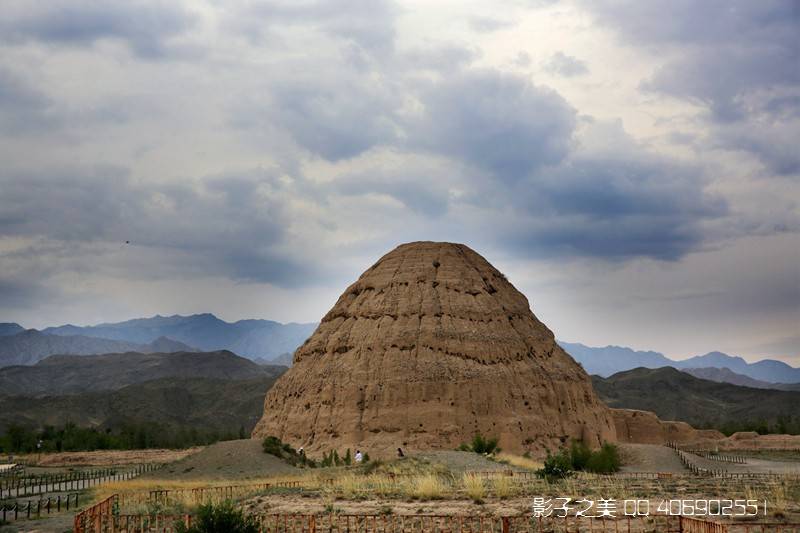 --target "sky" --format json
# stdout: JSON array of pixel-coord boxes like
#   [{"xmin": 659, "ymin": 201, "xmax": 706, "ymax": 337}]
[{"xmin": 0, "ymin": 0, "xmax": 798, "ymax": 363}]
